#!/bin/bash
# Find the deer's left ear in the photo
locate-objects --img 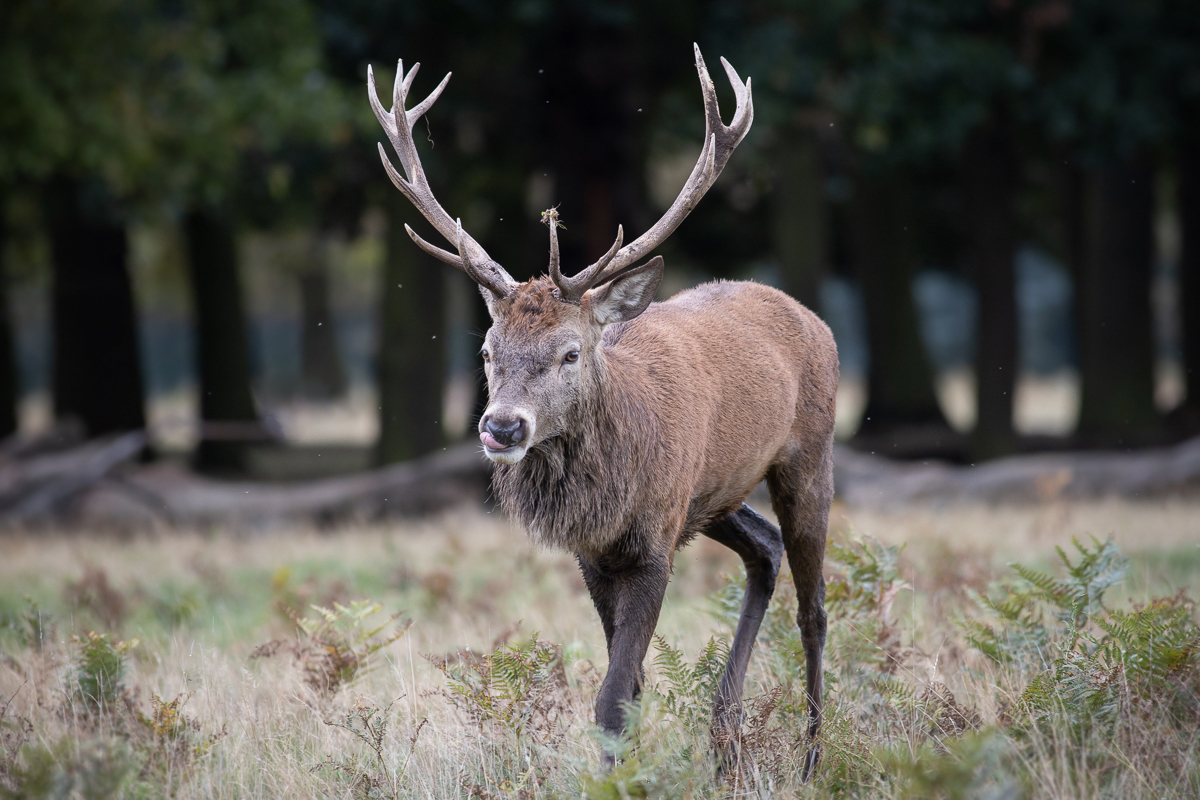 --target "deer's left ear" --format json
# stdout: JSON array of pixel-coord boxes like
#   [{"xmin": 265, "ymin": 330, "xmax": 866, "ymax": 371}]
[{"xmin": 585, "ymin": 256, "xmax": 664, "ymax": 325}]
